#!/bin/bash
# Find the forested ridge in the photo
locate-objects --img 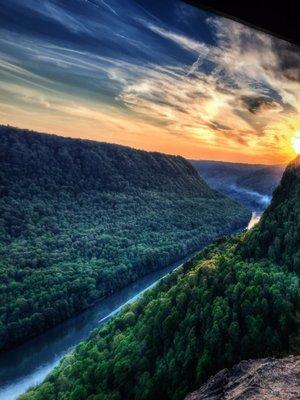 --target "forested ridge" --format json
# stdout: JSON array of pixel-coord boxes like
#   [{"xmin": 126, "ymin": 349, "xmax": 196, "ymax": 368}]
[
  {"xmin": 241, "ymin": 157, "xmax": 300, "ymax": 272},
  {"xmin": 190, "ymin": 159, "xmax": 284, "ymax": 211},
  {"xmin": 191, "ymin": 159, "xmax": 284, "ymax": 196},
  {"xmin": 236, "ymin": 164, "xmax": 284, "ymax": 196},
  {"xmin": 0, "ymin": 125, "xmax": 250, "ymax": 351},
  {"xmin": 20, "ymin": 159, "xmax": 300, "ymax": 400}
]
